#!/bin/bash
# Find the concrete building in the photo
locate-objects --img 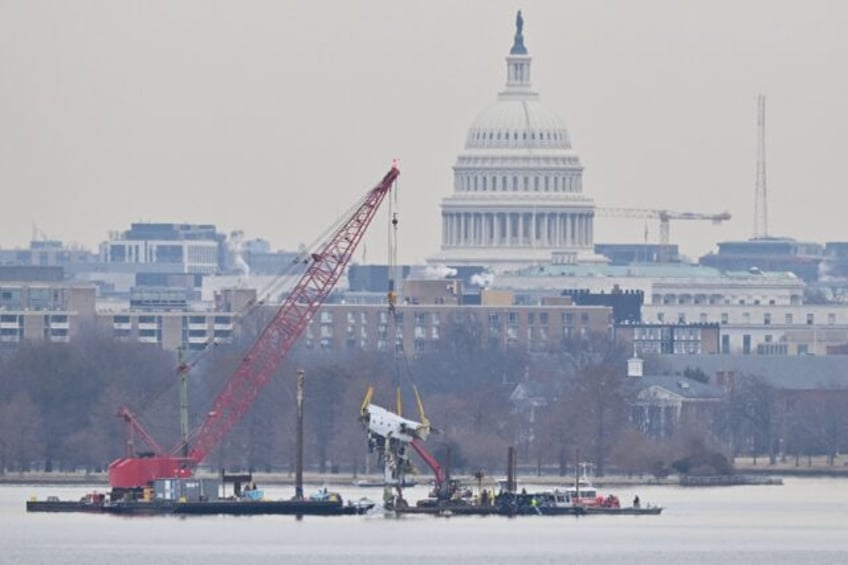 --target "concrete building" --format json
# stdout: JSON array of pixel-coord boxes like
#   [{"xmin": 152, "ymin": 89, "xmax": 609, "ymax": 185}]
[
  {"xmin": 430, "ymin": 12, "xmax": 603, "ymax": 269},
  {"xmin": 0, "ymin": 239, "xmax": 97, "ymax": 270},
  {"xmin": 0, "ymin": 278, "xmax": 96, "ymax": 345},
  {"xmin": 491, "ymin": 263, "xmax": 805, "ymax": 308},
  {"xmin": 643, "ymin": 303, "xmax": 848, "ymax": 355},
  {"xmin": 301, "ymin": 300, "xmax": 612, "ymax": 355},
  {"xmin": 100, "ymin": 223, "xmax": 225, "ymax": 275},
  {"xmin": 615, "ymin": 323, "xmax": 721, "ymax": 356},
  {"xmin": 699, "ymin": 237, "xmax": 824, "ymax": 282}
]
